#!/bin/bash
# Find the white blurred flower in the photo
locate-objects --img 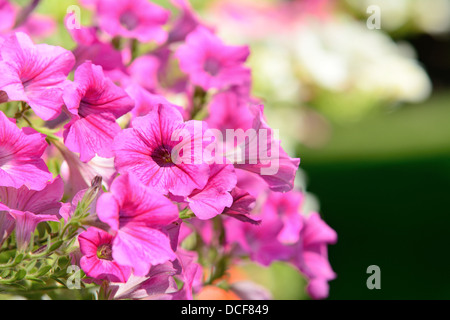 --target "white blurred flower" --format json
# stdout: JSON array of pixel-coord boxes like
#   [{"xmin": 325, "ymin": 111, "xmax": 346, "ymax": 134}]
[
  {"xmin": 292, "ymin": 17, "xmax": 432, "ymax": 103},
  {"xmin": 346, "ymin": 0, "xmax": 450, "ymax": 34}
]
